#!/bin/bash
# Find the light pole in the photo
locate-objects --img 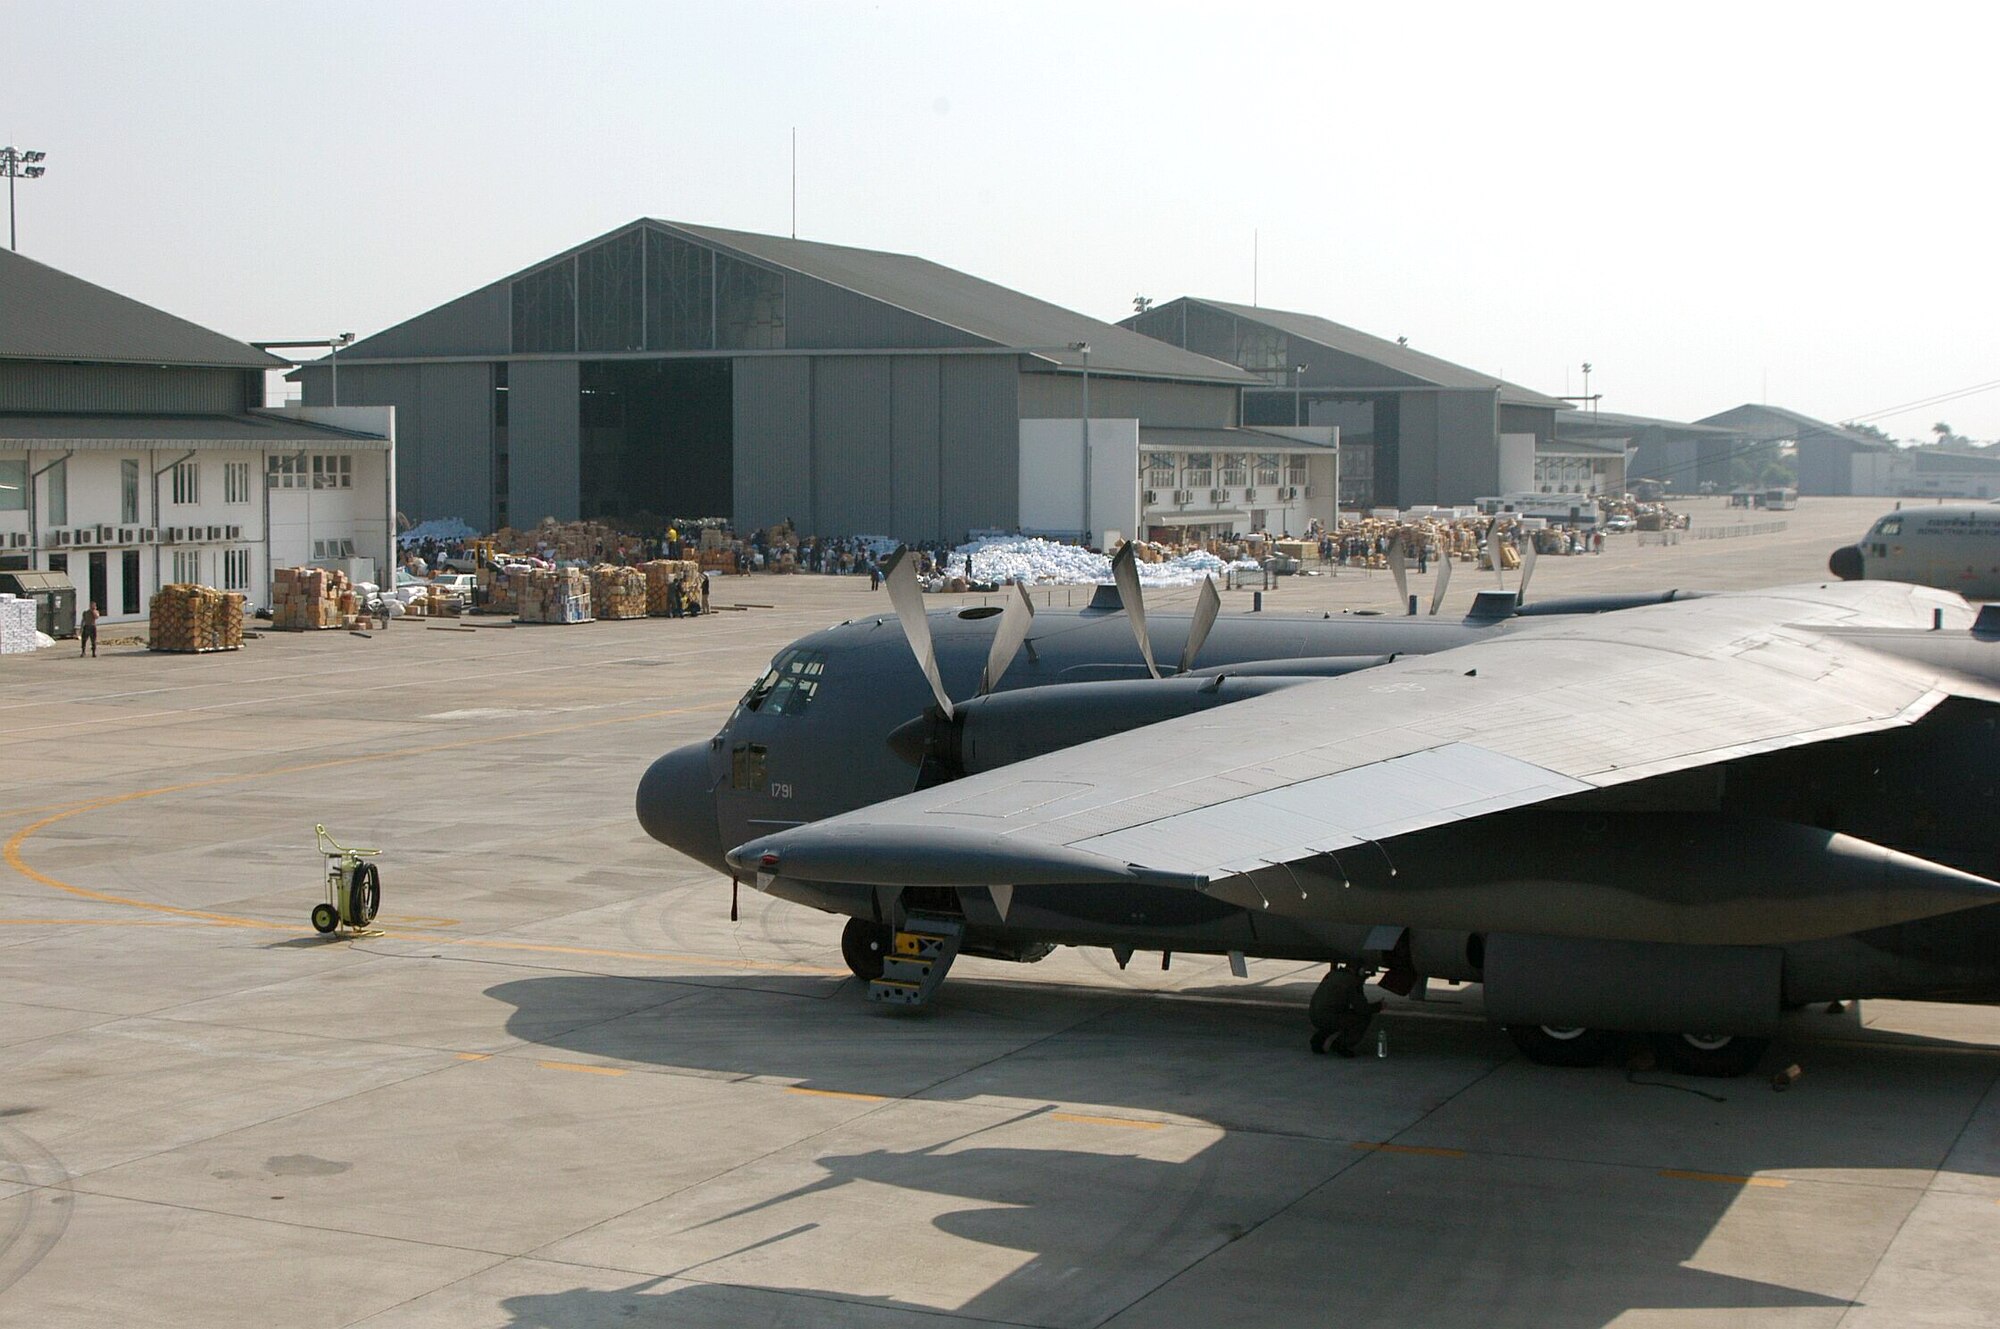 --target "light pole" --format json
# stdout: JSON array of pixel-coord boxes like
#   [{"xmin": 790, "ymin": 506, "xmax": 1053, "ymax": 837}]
[
  {"xmin": 1073, "ymin": 341, "xmax": 1092, "ymax": 546},
  {"xmin": 1581, "ymin": 362, "xmax": 1593, "ymax": 418},
  {"xmin": 1293, "ymin": 363, "xmax": 1306, "ymax": 426},
  {"xmin": 2, "ymin": 147, "xmax": 49, "ymax": 252},
  {"xmin": 252, "ymin": 334, "xmax": 357, "ymax": 406}
]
